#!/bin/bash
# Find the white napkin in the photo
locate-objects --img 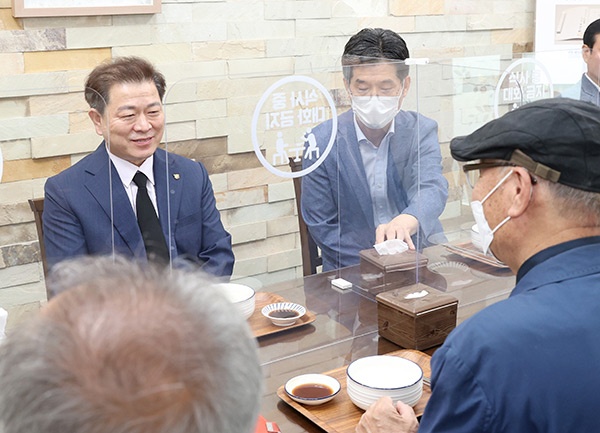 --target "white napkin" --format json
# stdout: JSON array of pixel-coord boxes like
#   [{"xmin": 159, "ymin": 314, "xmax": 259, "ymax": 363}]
[
  {"xmin": 404, "ymin": 290, "xmax": 429, "ymax": 299},
  {"xmin": 0, "ymin": 307, "xmax": 7, "ymax": 341},
  {"xmin": 373, "ymin": 239, "xmax": 409, "ymax": 255}
]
